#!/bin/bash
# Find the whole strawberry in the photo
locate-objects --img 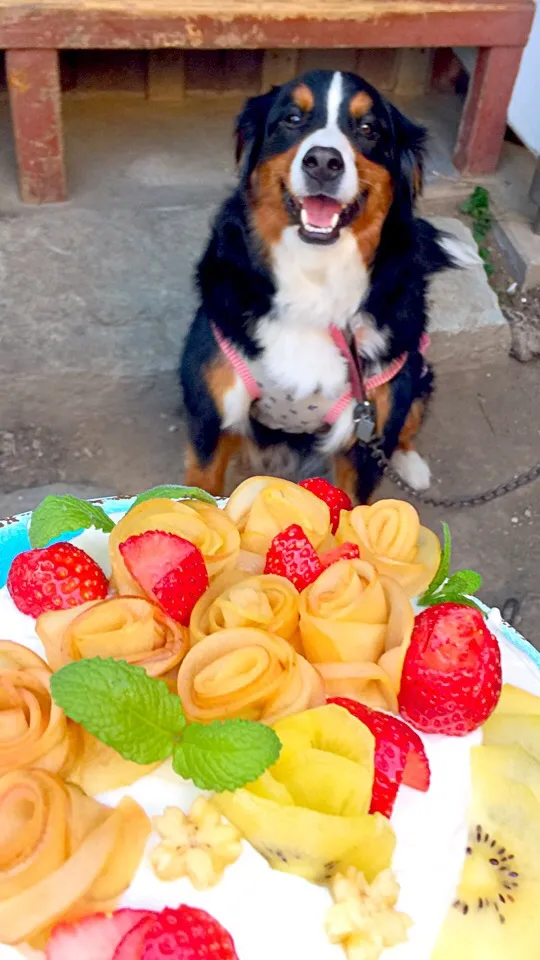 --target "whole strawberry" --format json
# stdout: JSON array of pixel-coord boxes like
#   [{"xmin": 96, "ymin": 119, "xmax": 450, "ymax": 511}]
[
  {"xmin": 119, "ymin": 530, "xmax": 209, "ymax": 626},
  {"xmin": 329, "ymin": 697, "xmax": 430, "ymax": 818},
  {"xmin": 264, "ymin": 523, "xmax": 323, "ymax": 591},
  {"xmin": 398, "ymin": 602, "xmax": 502, "ymax": 736},
  {"xmin": 7, "ymin": 542, "xmax": 108, "ymax": 617},
  {"xmin": 299, "ymin": 478, "xmax": 353, "ymax": 534},
  {"xmin": 141, "ymin": 905, "xmax": 238, "ymax": 960}
]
